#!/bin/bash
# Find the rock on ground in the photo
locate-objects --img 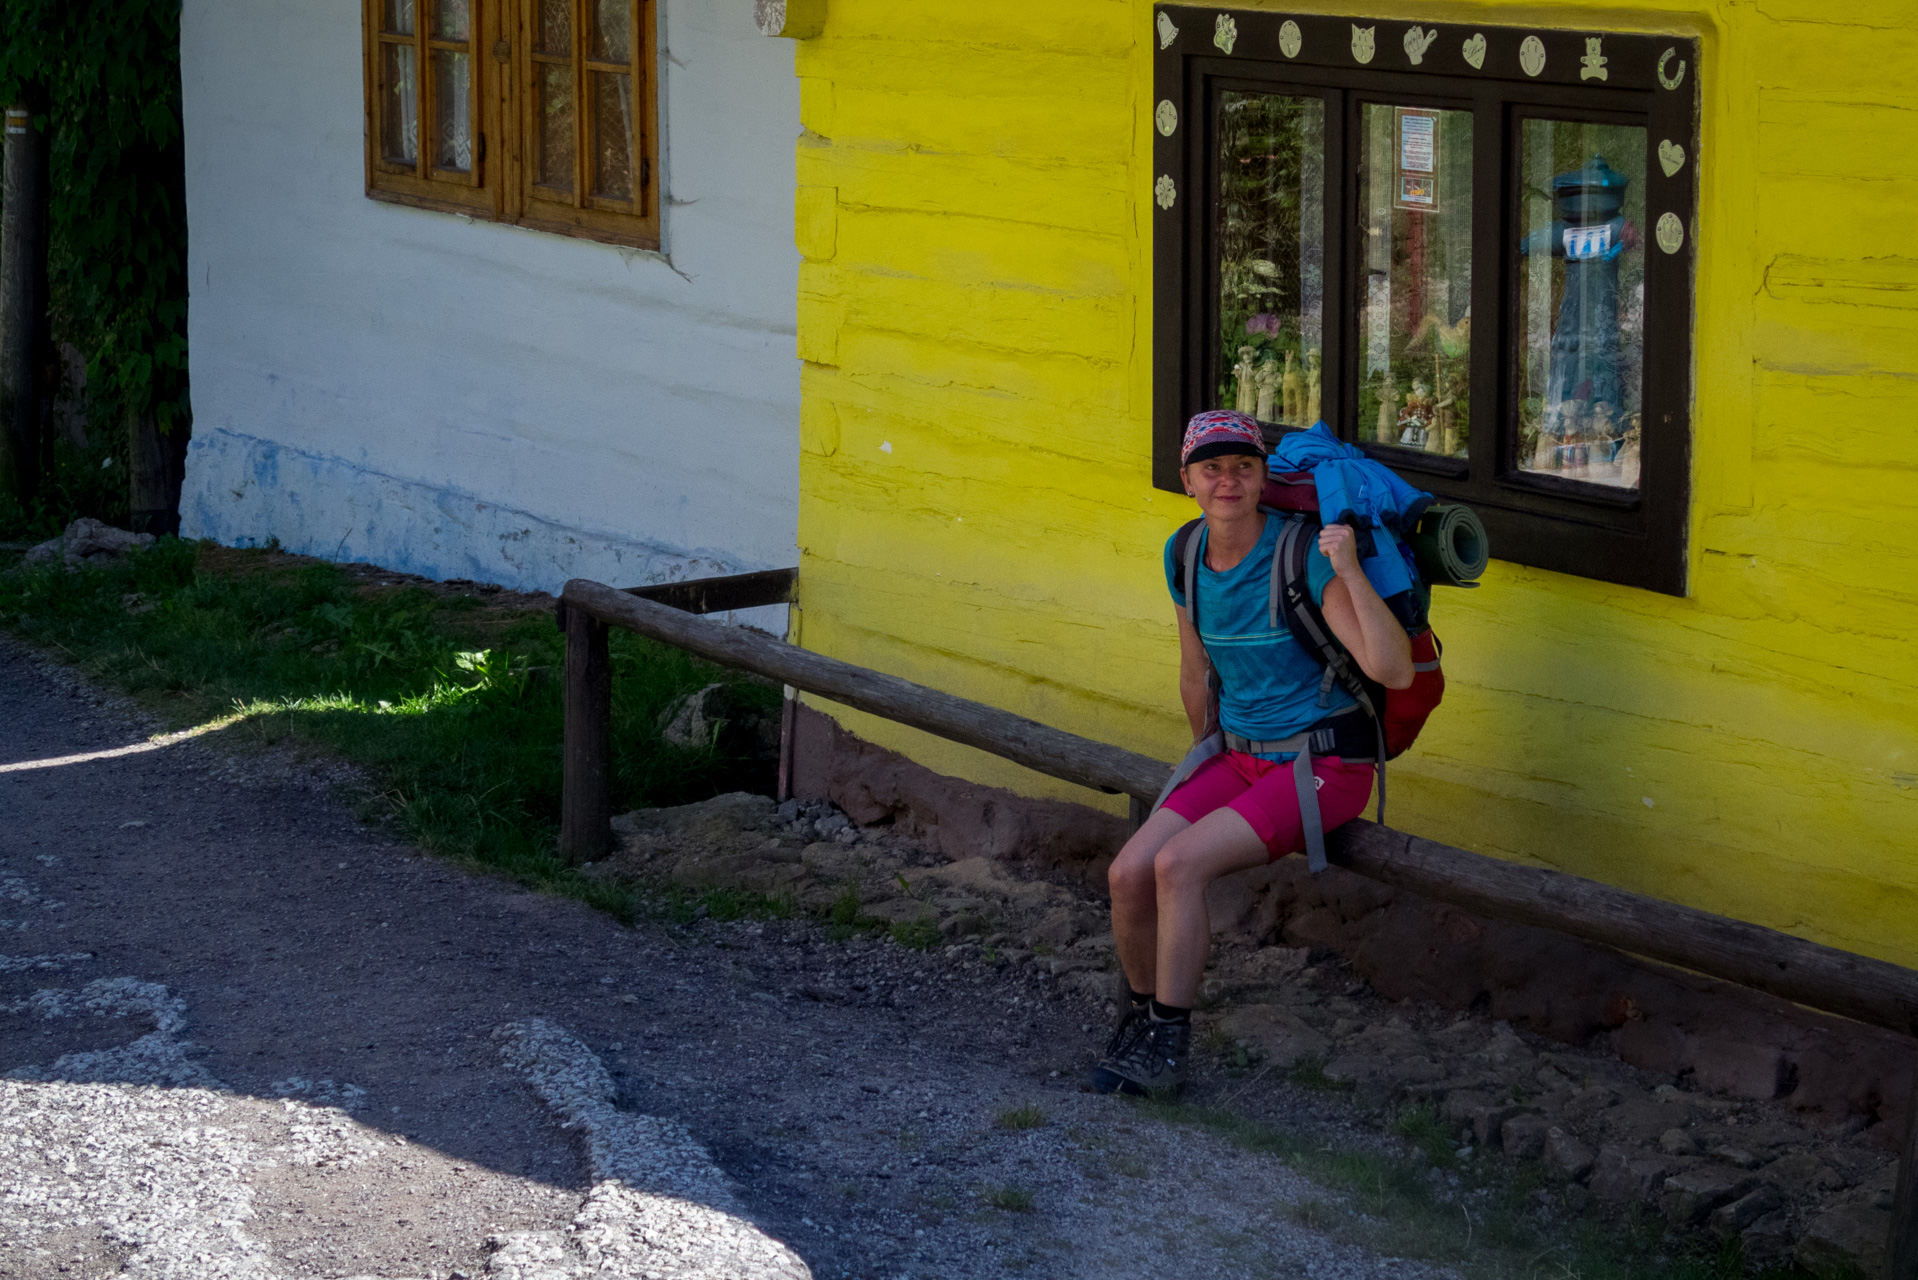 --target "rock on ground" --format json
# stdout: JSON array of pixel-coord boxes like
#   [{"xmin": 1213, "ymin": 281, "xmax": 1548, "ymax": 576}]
[{"xmin": 20, "ymin": 518, "xmax": 155, "ymax": 568}]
